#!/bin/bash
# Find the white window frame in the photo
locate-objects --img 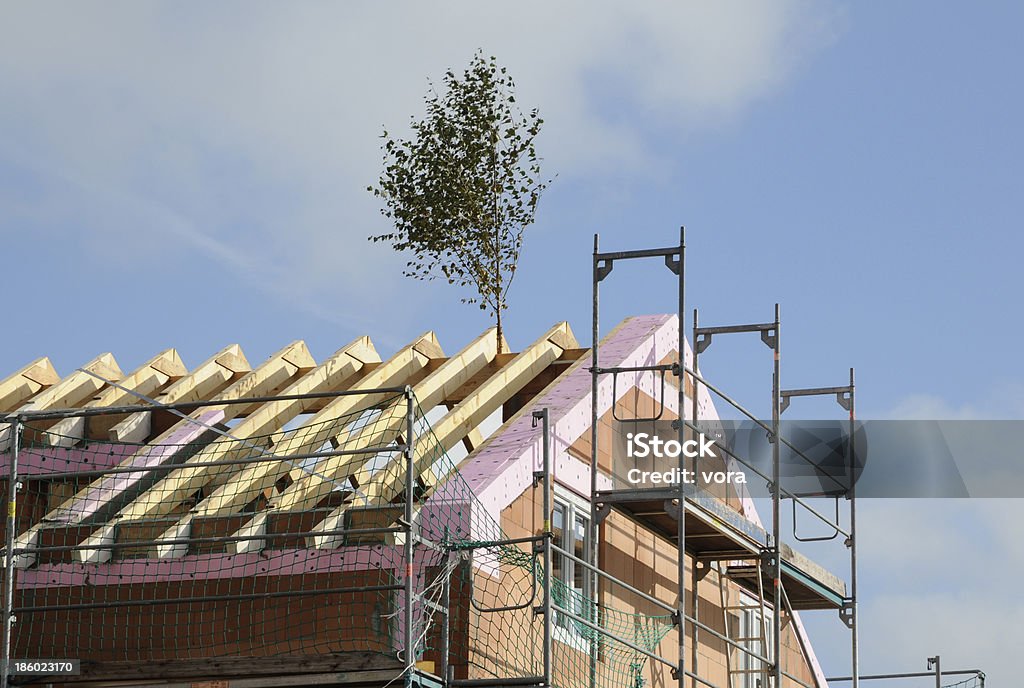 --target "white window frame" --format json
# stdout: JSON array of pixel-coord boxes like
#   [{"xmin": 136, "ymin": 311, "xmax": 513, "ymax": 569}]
[
  {"xmin": 737, "ymin": 591, "xmax": 773, "ymax": 688},
  {"xmin": 551, "ymin": 486, "xmax": 593, "ymax": 652}
]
